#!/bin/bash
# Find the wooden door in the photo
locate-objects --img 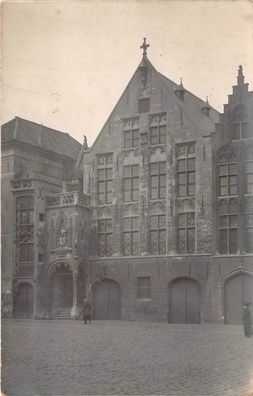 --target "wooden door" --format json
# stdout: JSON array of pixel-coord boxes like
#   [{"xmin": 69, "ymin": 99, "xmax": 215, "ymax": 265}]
[
  {"xmin": 92, "ymin": 279, "xmax": 121, "ymax": 320},
  {"xmin": 225, "ymin": 274, "xmax": 253, "ymax": 324},
  {"xmin": 170, "ymin": 278, "xmax": 200, "ymax": 324},
  {"xmin": 15, "ymin": 283, "xmax": 33, "ymax": 318}
]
